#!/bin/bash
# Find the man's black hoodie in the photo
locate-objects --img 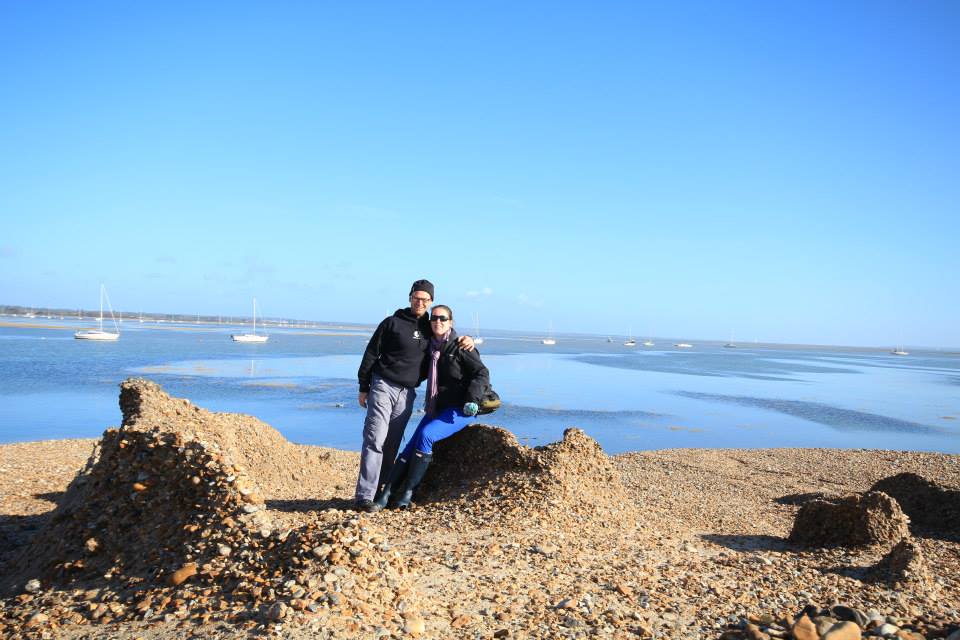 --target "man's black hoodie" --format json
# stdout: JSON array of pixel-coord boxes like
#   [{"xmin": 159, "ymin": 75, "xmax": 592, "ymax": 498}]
[{"xmin": 358, "ymin": 308, "xmax": 431, "ymax": 392}]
